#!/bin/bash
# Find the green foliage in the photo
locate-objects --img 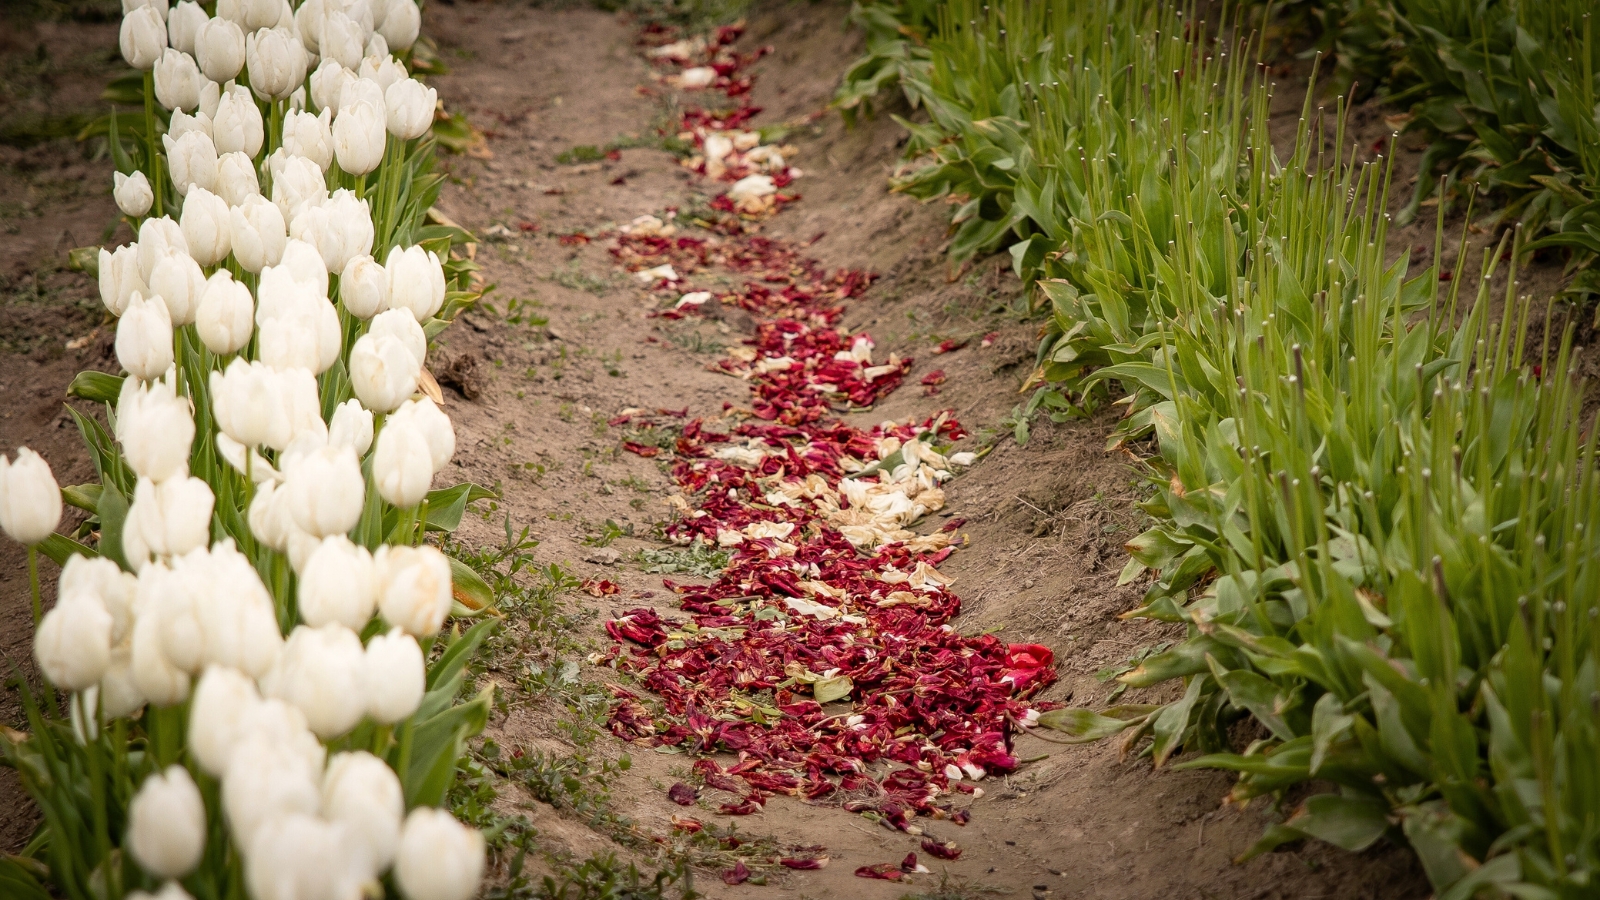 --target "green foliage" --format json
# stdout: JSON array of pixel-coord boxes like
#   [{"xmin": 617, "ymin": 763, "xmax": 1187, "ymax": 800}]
[{"xmin": 638, "ymin": 545, "xmax": 731, "ymax": 577}]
